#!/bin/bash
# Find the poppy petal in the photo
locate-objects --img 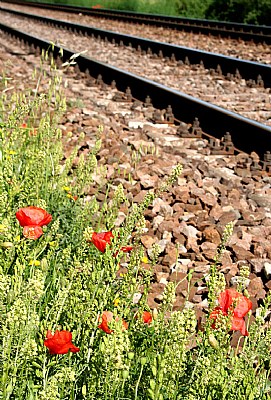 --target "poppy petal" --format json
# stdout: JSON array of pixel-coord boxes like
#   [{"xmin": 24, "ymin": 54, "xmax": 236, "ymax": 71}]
[
  {"xmin": 233, "ymin": 297, "xmax": 252, "ymax": 318},
  {"xmin": 91, "ymin": 231, "xmax": 114, "ymax": 252},
  {"xmin": 23, "ymin": 226, "xmax": 43, "ymax": 240},
  {"xmin": 231, "ymin": 316, "xmax": 249, "ymax": 336},
  {"xmin": 16, "ymin": 206, "xmax": 52, "ymax": 227},
  {"xmin": 44, "ymin": 330, "xmax": 79, "ymax": 354}
]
